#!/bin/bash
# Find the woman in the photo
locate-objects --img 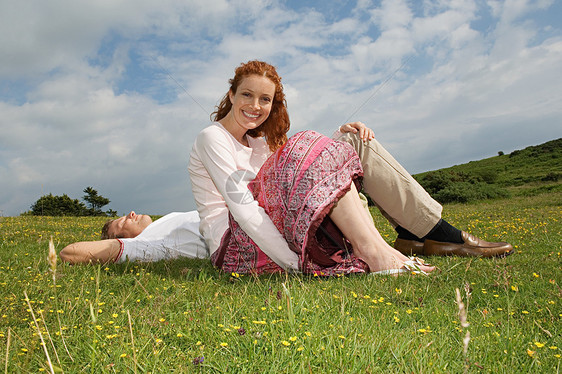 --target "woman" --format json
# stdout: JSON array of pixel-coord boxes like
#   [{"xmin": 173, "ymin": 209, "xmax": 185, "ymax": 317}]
[{"xmin": 188, "ymin": 60, "xmax": 433, "ymax": 276}]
